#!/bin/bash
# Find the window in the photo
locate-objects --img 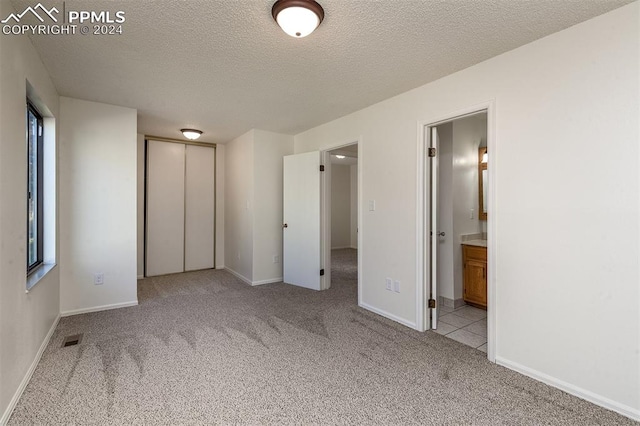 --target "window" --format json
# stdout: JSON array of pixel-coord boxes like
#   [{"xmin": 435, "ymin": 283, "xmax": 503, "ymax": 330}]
[{"xmin": 27, "ymin": 102, "xmax": 43, "ymax": 273}]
